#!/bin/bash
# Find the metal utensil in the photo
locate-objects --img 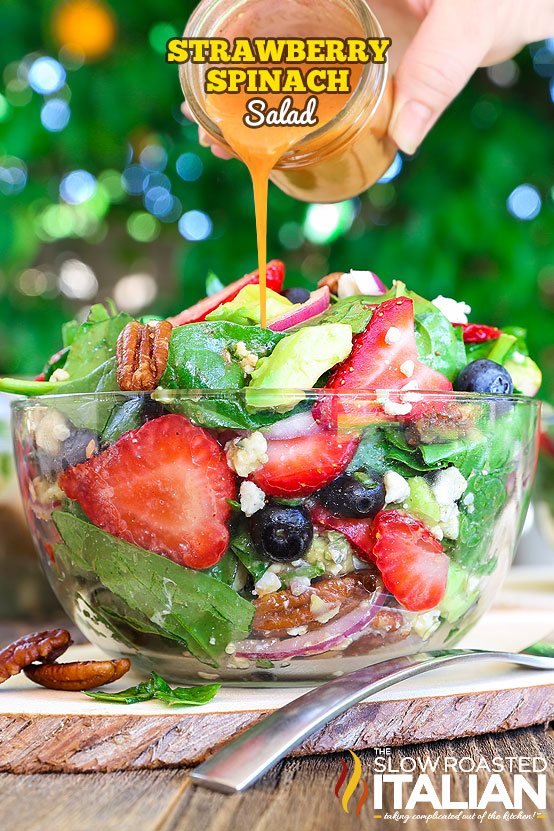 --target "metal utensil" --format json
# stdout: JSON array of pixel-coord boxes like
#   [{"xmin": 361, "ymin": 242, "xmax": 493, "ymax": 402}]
[{"xmin": 190, "ymin": 632, "xmax": 554, "ymax": 794}]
